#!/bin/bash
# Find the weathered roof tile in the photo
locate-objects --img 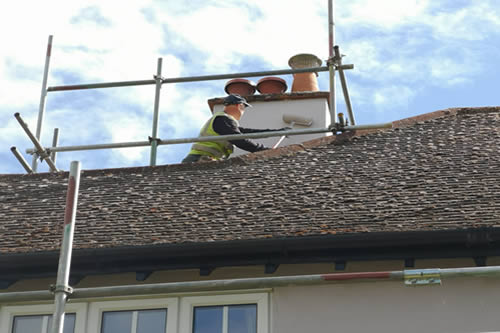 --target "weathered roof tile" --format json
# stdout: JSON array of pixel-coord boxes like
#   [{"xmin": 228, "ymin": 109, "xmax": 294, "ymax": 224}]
[{"xmin": 0, "ymin": 107, "xmax": 499, "ymax": 254}]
